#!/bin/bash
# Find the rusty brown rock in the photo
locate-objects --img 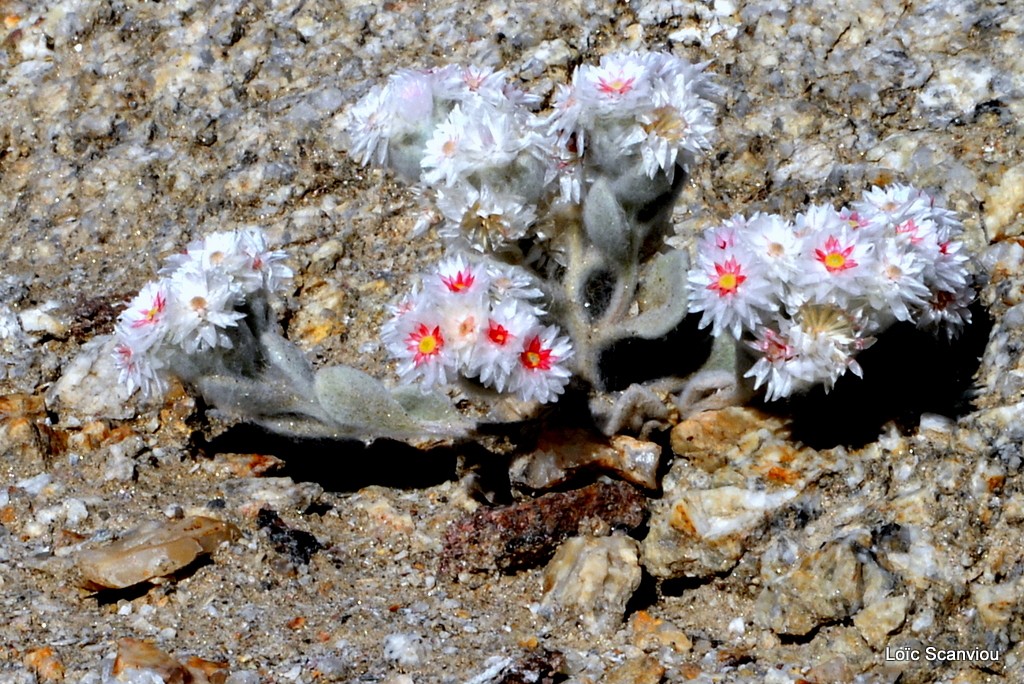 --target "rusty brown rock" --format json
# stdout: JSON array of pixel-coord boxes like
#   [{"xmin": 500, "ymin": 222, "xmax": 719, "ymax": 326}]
[
  {"xmin": 0, "ymin": 393, "xmax": 63, "ymax": 462},
  {"xmin": 602, "ymin": 655, "xmax": 665, "ymax": 684},
  {"xmin": 113, "ymin": 639, "xmax": 189, "ymax": 684},
  {"xmin": 202, "ymin": 452, "xmax": 286, "ymax": 478},
  {"xmin": 440, "ymin": 481, "xmax": 647, "ymax": 577},
  {"xmin": 628, "ymin": 610, "xmax": 692, "ymax": 654},
  {"xmin": 78, "ymin": 516, "xmax": 240, "ymax": 590},
  {"xmin": 670, "ymin": 406, "xmax": 788, "ymax": 472},
  {"xmin": 23, "ymin": 646, "xmax": 65, "ymax": 681}
]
